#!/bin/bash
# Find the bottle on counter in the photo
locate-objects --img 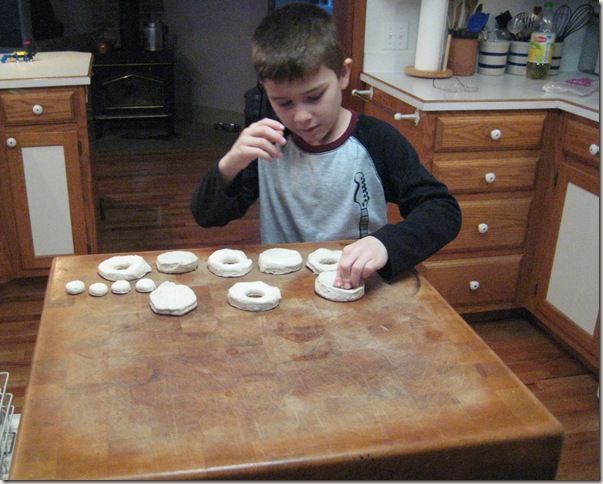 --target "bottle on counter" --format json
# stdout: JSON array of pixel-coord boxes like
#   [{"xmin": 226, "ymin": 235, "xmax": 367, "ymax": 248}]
[{"xmin": 526, "ymin": 2, "xmax": 555, "ymax": 79}]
